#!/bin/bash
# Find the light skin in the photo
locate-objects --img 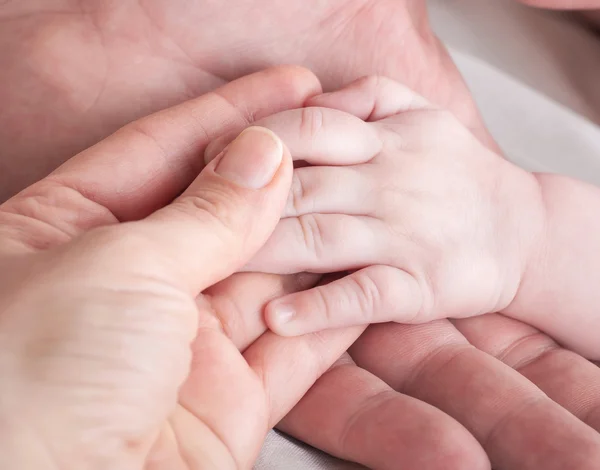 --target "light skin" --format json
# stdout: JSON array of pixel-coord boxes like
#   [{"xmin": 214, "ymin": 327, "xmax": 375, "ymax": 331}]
[
  {"xmin": 0, "ymin": 68, "xmax": 365, "ymax": 470},
  {"xmin": 209, "ymin": 75, "xmax": 600, "ymax": 469},
  {"xmin": 0, "ymin": 0, "xmax": 484, "ymax": 202},
  {"xmin": 219, "ymin": 76, "xmax": 600, "ymax": 362},
  {"xmin": 3, "ymin": 1, "xmax": 600, "ymax": 469}
]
